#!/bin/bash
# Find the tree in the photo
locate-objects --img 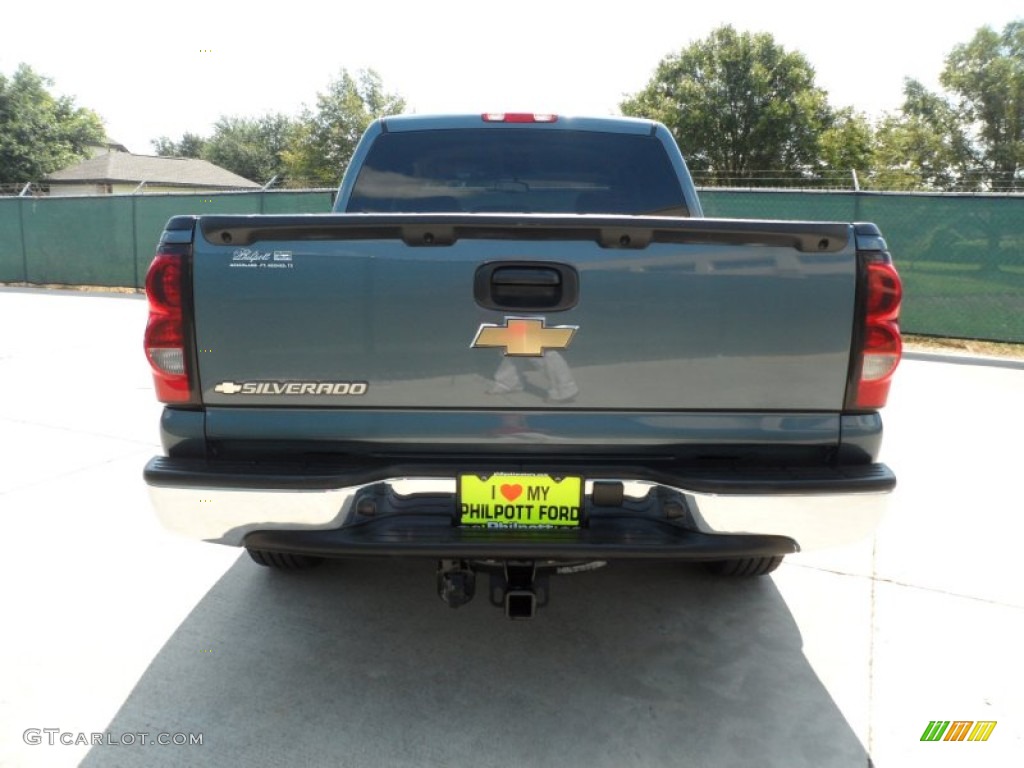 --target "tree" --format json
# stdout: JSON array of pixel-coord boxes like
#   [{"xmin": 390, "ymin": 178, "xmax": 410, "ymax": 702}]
[
  {"xmin": 145, "ymin": 69, "xmax": 405, "ymax": 187},
  {"xmin": 282, "ymin": 69, "xmax": 405, "ymax": 186},
  {"xmin": 868, "ymin": 79, "xmax": 978, "ymax": 191},
  {"xmin": 621, "ymin": 26, "xmax": 832, "ymax": 183},
  {"xmin": 151, "ymin": 132, "xmax": 207, "ymax": 159},
  {"xmin": 940, "ymin": 20, "xmax": 1024, "ymax": 189},
  {"xmin": 864, "ymin": 21, "xmax": 1023, "ymax": 192},
  {"xmin": 818, "ymin": 108, "xmax": 874, "ymax": 182},
  {"xmin": 150, "ymin": 115, "xmax": 295, "ymax": 184},
  {"xmin": 0, "ymin": 63, "xmax": 105, "ymax": 184},
  {"xmin": 203, "ymin": 113, "xmax": 297, "ymax": 184}
]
